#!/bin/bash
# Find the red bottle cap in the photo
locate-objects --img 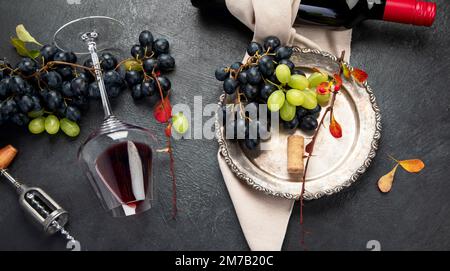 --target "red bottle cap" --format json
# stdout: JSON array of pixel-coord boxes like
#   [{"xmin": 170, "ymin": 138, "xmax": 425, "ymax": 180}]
[{"xmin": 383, "ymin": 0, "xmax": 436, "ymax": 26}]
